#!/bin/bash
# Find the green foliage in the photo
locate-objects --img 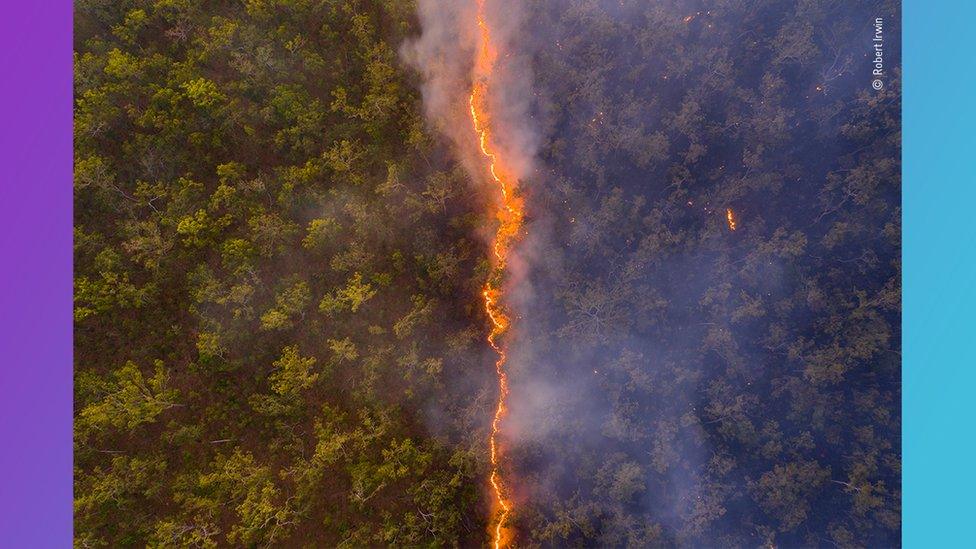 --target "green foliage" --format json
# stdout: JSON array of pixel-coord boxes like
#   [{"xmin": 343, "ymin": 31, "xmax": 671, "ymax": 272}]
[
  {"xmin": 260, "ymin": 280, "xmax": 310, "ymax": 331},
  {"xmin": 319, "ymin": 272, "xmax": 376, "ymax": 316},
  {"xmin": 74, "ymin": 0, "xmax": 485, "ymax": 545},
  {"xmin": 77, "ymin": 360, "xmax": 179, "ymax": 440},
  {"xmin": 302, "ymin": 217, "xmax": 340, "ymax": 250},
  {"xmin": 269, "ymin": 345, "xmax": 319, "ymax": 396},
  {"xmin": 181, "ymin": 78, "xmax": 226, "ymax": 109},
  {"xmin": 75, "ymin": 455, "xmax": 168, "ymax": 545},
  {"xmin": 74, "ymin": 249, "xmax": 153, "ymax": 321}
]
